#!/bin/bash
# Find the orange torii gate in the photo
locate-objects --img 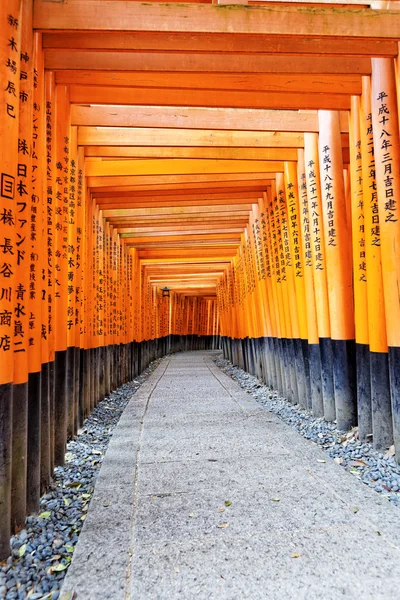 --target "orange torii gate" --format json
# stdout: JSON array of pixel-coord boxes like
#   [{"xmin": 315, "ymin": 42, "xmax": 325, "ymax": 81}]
[{"xmin": 2, "ymin": 0, "xmax": 400, "ymax": 558}]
